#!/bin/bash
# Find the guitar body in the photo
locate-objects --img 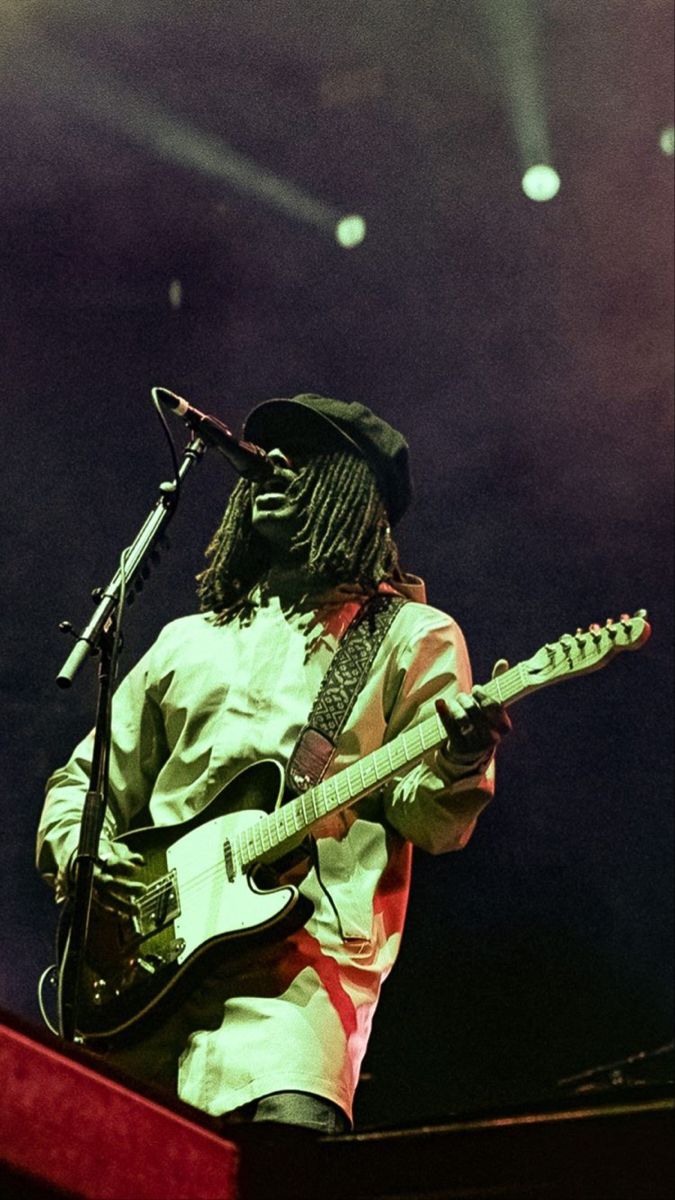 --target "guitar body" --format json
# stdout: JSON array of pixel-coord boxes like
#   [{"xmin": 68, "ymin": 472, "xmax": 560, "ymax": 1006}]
[{"xmin": 63, "ymin": 760, "xmax": 312, "ymax": 1041}]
